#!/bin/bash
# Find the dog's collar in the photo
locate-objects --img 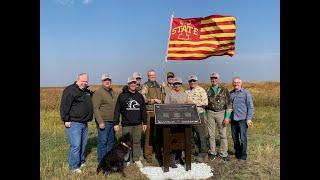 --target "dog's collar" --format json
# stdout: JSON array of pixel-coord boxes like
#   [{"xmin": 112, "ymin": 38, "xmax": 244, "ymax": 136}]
[{"xmin": 121, "ymin": 142, "xmax": 130, "ymax": 149}]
